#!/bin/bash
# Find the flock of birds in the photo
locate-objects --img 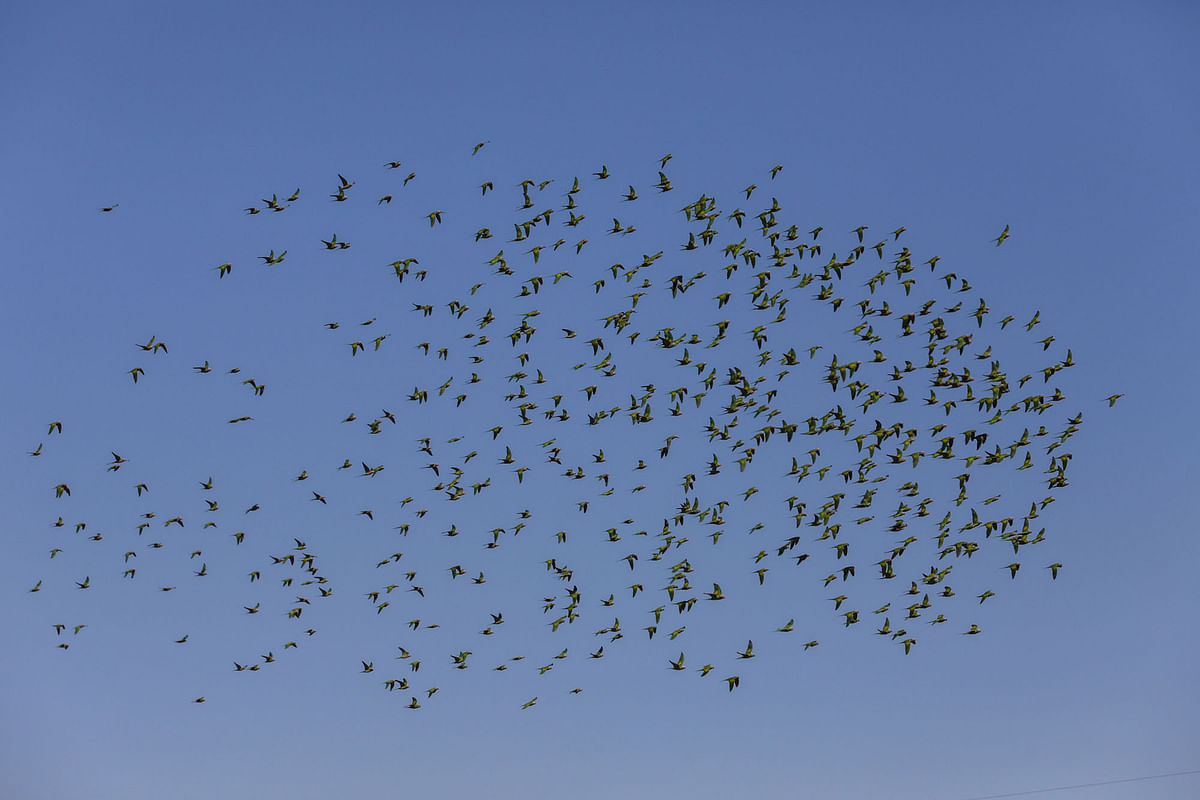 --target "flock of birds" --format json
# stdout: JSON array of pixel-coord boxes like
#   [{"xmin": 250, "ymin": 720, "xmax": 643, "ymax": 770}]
[{"xmin": 24, "ymin": 143, "xmax": 1119, "ymax": 709}]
